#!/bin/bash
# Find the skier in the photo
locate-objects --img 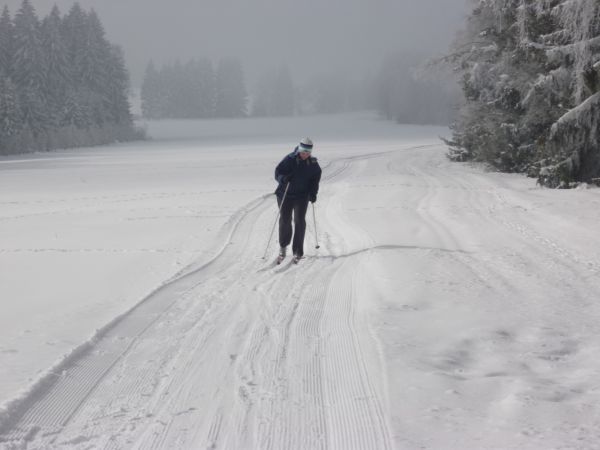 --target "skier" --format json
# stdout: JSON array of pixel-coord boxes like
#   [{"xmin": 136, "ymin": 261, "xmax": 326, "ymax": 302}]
[{"xmin": 274, "ymin": 137, "xmax": 322, "ymax": 264}]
